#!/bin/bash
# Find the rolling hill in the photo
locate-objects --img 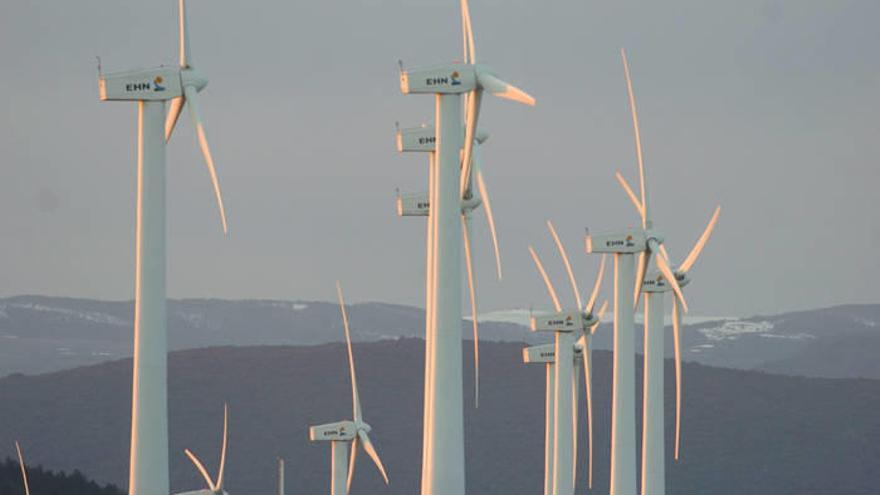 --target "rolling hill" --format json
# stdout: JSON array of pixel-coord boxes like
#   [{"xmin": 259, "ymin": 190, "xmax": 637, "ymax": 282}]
[{"xmin": 0, "ymin": 340, "xmax": 878, "ymax": 494}]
